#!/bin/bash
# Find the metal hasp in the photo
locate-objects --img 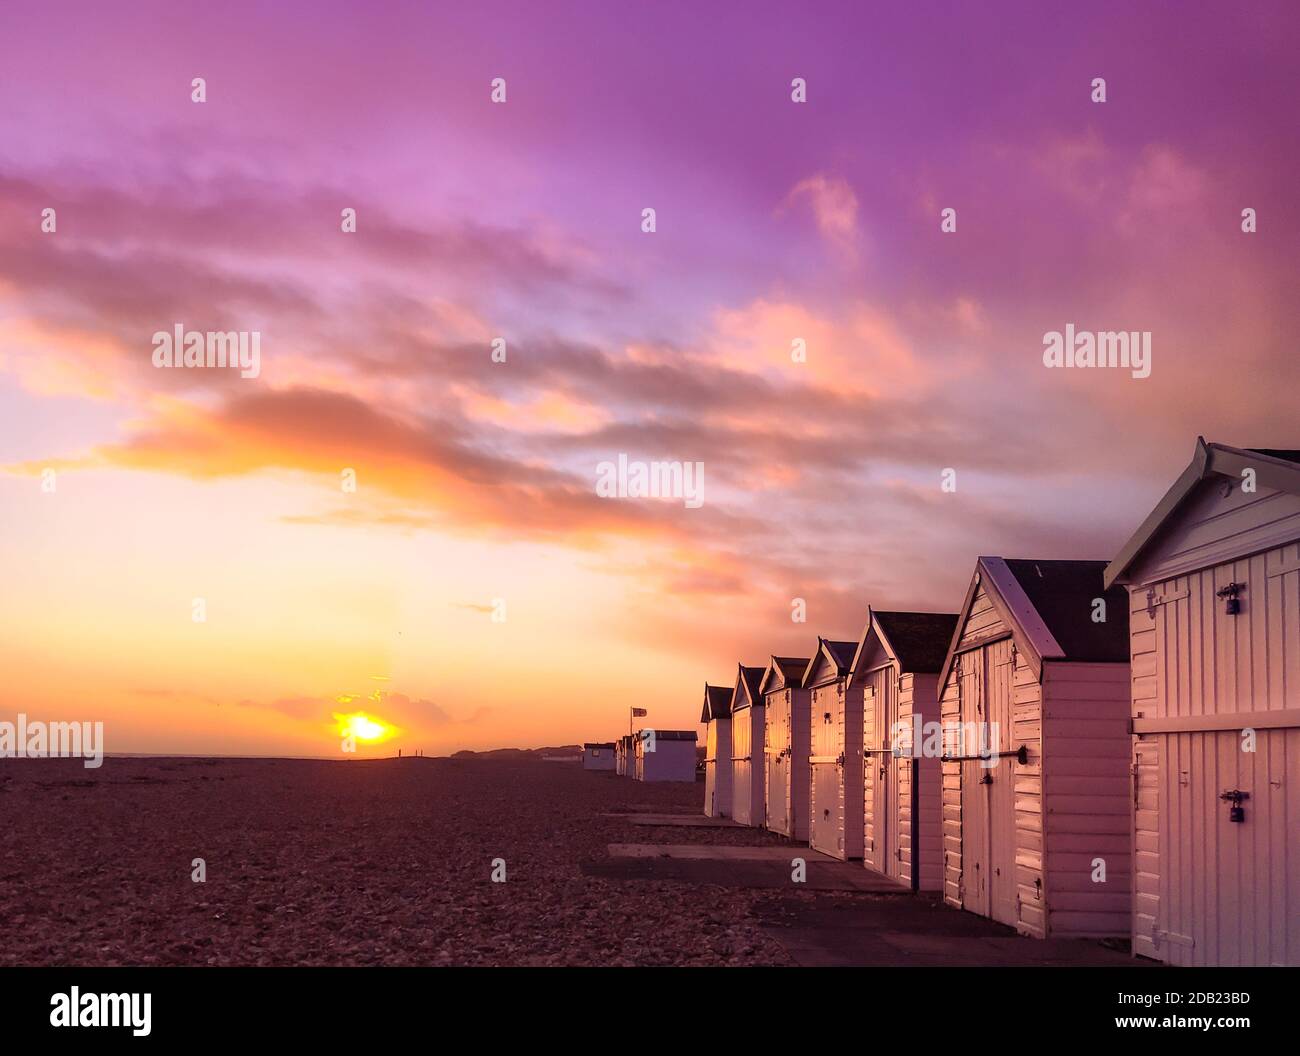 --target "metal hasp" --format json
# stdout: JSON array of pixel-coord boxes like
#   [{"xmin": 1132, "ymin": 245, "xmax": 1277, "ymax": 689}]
[
  {"xmin": 940, "ymin": 744, "xmax": 1029, "ymax": 765},
  {"xmin": 1215, "ymin": 581, "xmax": 1244, "ymax": 615},
  {"xmin": 1219, "ymin": 788, "xmax": 1249, "ymax": 823}
]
